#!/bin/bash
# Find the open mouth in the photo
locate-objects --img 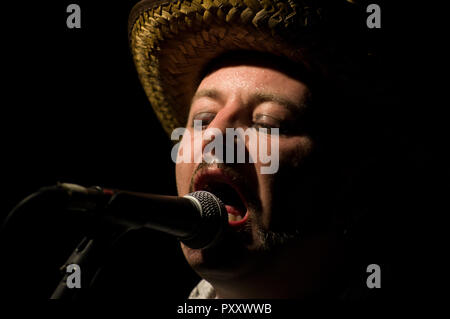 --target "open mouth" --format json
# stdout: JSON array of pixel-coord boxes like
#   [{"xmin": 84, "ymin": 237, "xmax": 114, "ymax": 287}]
[{"xmin": 194, "ymin": 171, "xmax": 249, "ymax": 226}]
